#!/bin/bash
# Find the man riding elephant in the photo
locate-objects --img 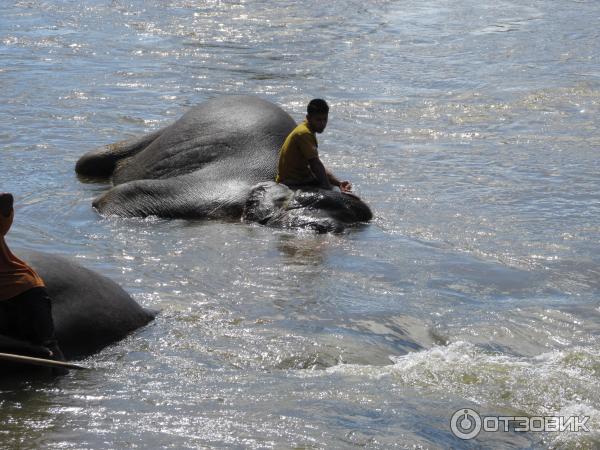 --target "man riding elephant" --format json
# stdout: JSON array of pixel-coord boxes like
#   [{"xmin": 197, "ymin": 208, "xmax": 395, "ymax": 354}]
[
  {"xmin": 276, "ymin": 98, "xmax": 352, "ymax": 193},
  {"xmin": 0, "ymin": 193, "xmax": 67, "ymax": 374},
  {"xmin": 0, "ymin": 193, "xmax": 155, "ymax": 376},
  {"xmin": 76, "ymin": 95, "xmax": 372, "ymax": 232}
]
